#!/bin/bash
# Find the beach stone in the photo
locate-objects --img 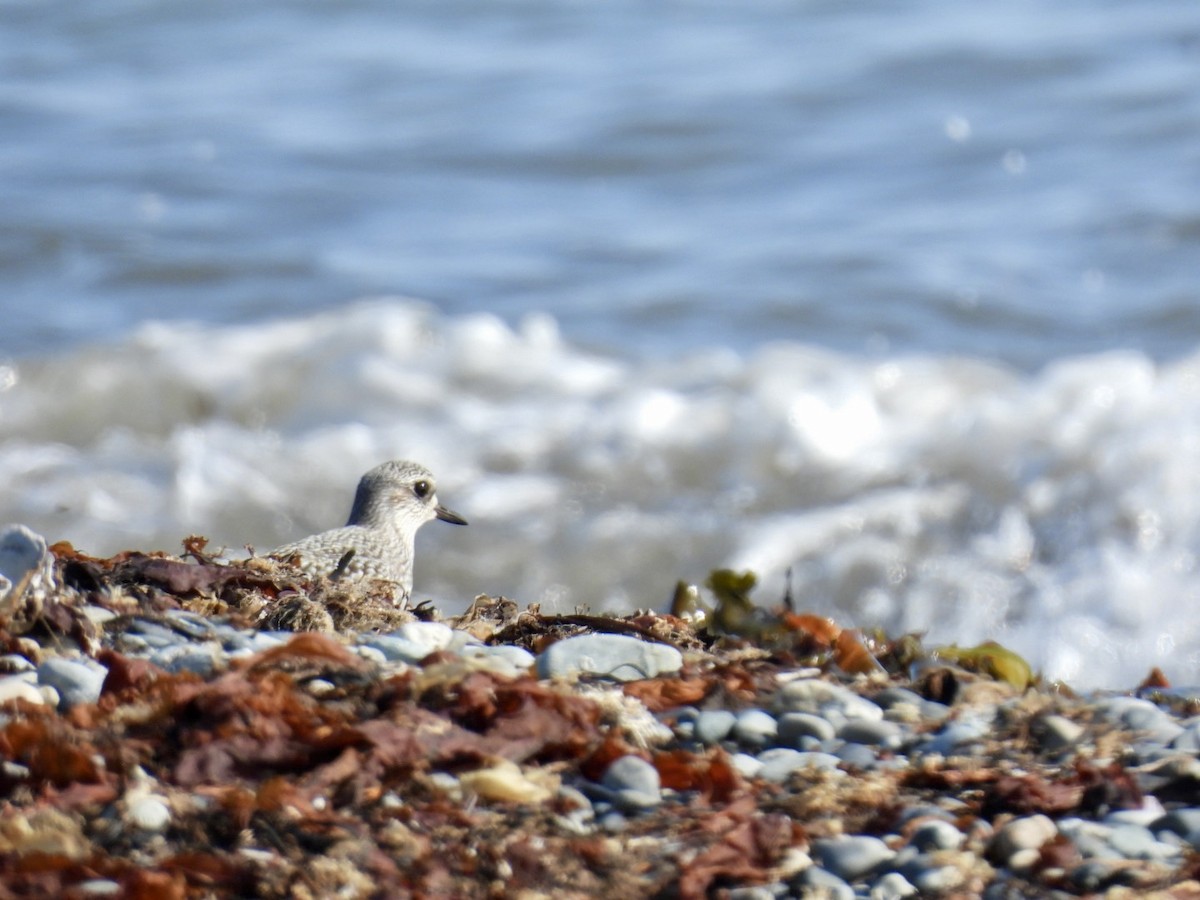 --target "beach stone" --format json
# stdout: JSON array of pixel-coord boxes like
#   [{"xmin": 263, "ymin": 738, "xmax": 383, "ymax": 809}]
[
  {"xmin": 920, "ymin": 714, "xmax": 991, "ymax": 756},
  {"xmin": 126, "ymin": 795, "xmax": 172, "ymax": 833},
  {"xmin": 150, "ymin": 642, "xmax": 222, "ymax": 677},
  {"xmin": 163, "ymin": 609, "xmax": 216, "ymax": 640},
  {"xmin": 794, "ymin": 866, "xmax": 855, "ymax": 900},
  {"xmin": 1154, "ymin": 808, "xmax": 1200, "ymax": 848},
  {"xmin": 0, "ymin": 654, "xmax": 35, "ymax": 674},
  {"xmin": 1107, "ymin": 823, "xmax": 1178, "ymax": 860},
  {"xmin": 834, "ymin": 742, "xmax": 878, "ymax": 769},
  {"xmin": 1033, "ymin": 713, "xmax": 1085, "ymax": 752},
  {"xmin": 812, "ymin": 834, "xmax": 895, "ymax": 882},
  {"xmin": 777, "ymin": 711, "xmax": 836, "ymax": 747},
  {"xmin": 838, "ymin": 718, "xmax": 903, "ymax": 748},
  {"xmin": 729, "ymin": 753, "xmax": 763, "ymax": 780},
  {"xmin": 362, "ymin": 622, "xmax": 455, "ymax": 664},
  {"xmin": 460, "ymin": 644, "xmax": 536, "ymax": 676},
  {"xmin": 0, "ymin": 673, "xmax": 44, "ymax": 706},
  {"xmin": 536, "ymin": 634, "xmax": 682, "ymax": 682},
  {"xmin": 1170, "ymin": 719, "xmax": 1200, "ymax": 753},
  {"xmin": 601, "ymin": 755, "xmax": 661, "ymax": 811},
  {"xmin": 733, "ymin": 709, "xmax": 778, "ymax": 748},
  {"xmin": 37, "ymin": 658, "xmax": 107, "ymax": 709},
  {"xmin": 774, "ymin": 679, "xmax": 883, "ymax": 725},
  {"xmin": 726, "ymin": 887, "xmax": 778, "ymax": 900},
  {"xmin": 910, "ymin": 819, "xmax": 965, "ymax": 852},
  {"xmin": 870, "ymin": 871, "xmax": 918, "ymax": 899},
  {"xmin": 694, "ymin": 709, "xmax": 737, "ymax": 745},
  {"xmin": 0, "ymin": 524, "xmax": 50, "ymax": 596},
  {"xmin": 757, "ymin": 748, "xmax": 840, "ymax": 783},
  {"xmin": 990, "ymin": 814, "xmax": 1057, "ymax": 864},
  {"xmin": 1094, "ymin": 696, "xmax": 1184, "ymax": 743}
]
